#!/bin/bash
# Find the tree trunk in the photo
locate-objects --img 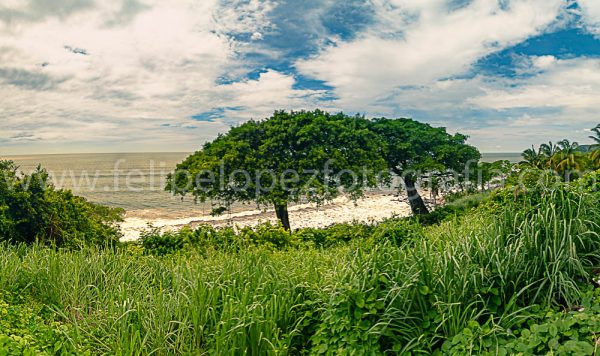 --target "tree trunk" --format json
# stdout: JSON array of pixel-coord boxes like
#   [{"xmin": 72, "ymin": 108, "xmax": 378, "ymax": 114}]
[
  {"xmin": 275, "ymin": 203, "xmax": 291, "ymax": 231},
  {"xmin": 403, "ymin": 176, "xmax": 430, "ymax": 215}
]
